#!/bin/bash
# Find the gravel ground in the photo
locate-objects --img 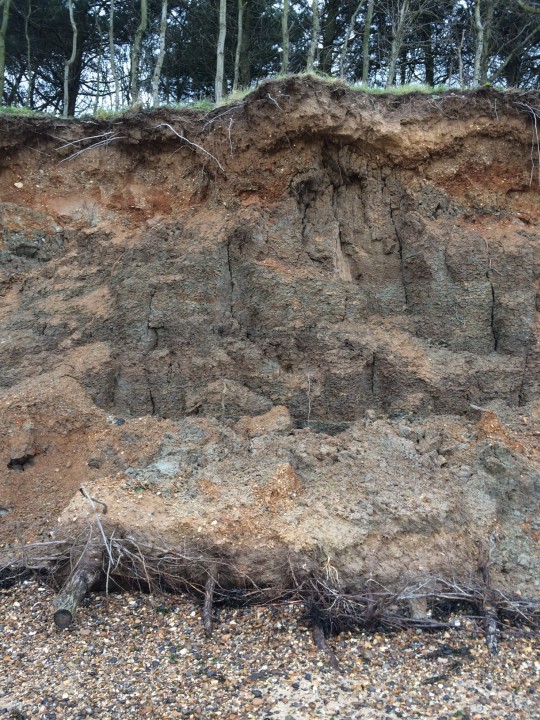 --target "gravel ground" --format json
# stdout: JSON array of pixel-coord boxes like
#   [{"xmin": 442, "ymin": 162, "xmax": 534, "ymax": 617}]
[{"xmin": 1, "ymin": 580, "xmax": 539, "ymax": 720}]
